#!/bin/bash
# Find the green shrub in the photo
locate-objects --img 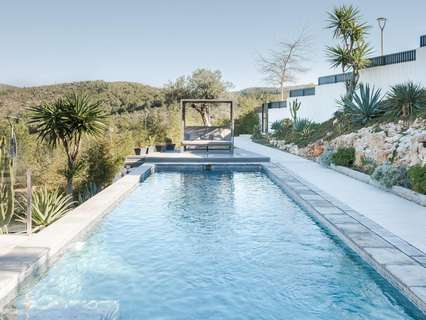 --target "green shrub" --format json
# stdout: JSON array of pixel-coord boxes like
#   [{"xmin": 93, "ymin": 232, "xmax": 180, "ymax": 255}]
[
  {"xmin": 293, "ymin": 118, "xmax": 312, "ymax": 131},
  {"xmin": 234, "ymin": 110, "xmax": 259, "ymax": 135},
  {"xmin": 76, "ymin": 181, "xmax": 99, "ymax": 204},
  {"xmin": 271, "ymin": 120, "xmax": 284, "ymax": 132},
  {"xmin": 271, "ymin": 119, "xmax": 292, "ymax": 137},
  {"xmin": 318, "ymin": 146, "xmax": 334, "ymax": 167},
  {"xmin": 407, "ymin": 165, "xmax": 426, "ymax": 194},
  {"xmin": 251, "ymin": 124, "xmax": 264, "ymax": 141},
  {"xmin": 81, "ymin": 139, "xmax": 122, "ymax": 190},
  {"xmin": 359, "ymin": 156, "xmax": 378, "ymax": 175},
  {"xmin": 371, "ymin": 163, "xmax": 408, "ymax": 188},
  {"xmin": 331, "ymin": 147, "xmax": 355, "ymax": 167}
]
